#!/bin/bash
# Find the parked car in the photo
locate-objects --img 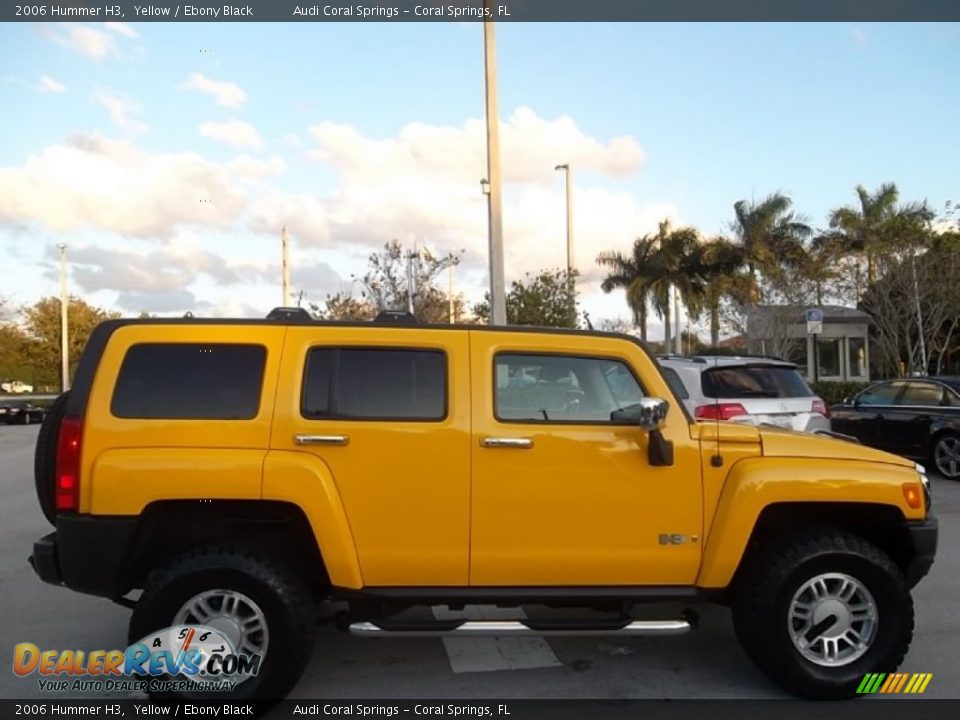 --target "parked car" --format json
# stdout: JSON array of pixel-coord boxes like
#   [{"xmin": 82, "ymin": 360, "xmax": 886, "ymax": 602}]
[
  {"xmin": 0, "ymin": 399, "xmax": 45, "ymax": 425},
  {"xmin": 657, "ymin": 355, "xmax": 831, "ymax": 433},
  {"xmin": 830, "ymin": 377, "xmax": 960, "ymax": 480},
  {"xmin": 1, "ymin": 379, "xmax": 33, "ymax": 394}
]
